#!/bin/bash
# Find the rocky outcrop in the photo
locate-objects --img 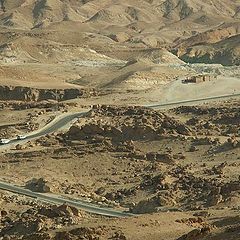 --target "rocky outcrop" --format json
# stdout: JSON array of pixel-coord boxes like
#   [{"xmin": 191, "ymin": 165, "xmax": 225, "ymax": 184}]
[
  {"xmin": 177, "ymin": 226, "xmax": 212, "ymax": 240},
  {"xmin": 130, "ymin": 193, "xmax": 176, "ymax": 214},
  {"xmin": 130, "ymin": 197, "xmax": 160, "ymax": 214},
  {"xmin": 0, "ymin": 204, "xmax": 86, "ymax": 239},
  {"xmin": 38, "ymin": 204, "xmax": 81, "ymax": 218},
  {"xmin": 0, "ymin": 85, "xmax": 96, "ymax": 101},
  {"xmin": 67, "ymin": 105, "xmax": 193, "ymax": 142},
  {"xmin": 175, "ymin": 104, "xmax": 240, "ymax": 137}
]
